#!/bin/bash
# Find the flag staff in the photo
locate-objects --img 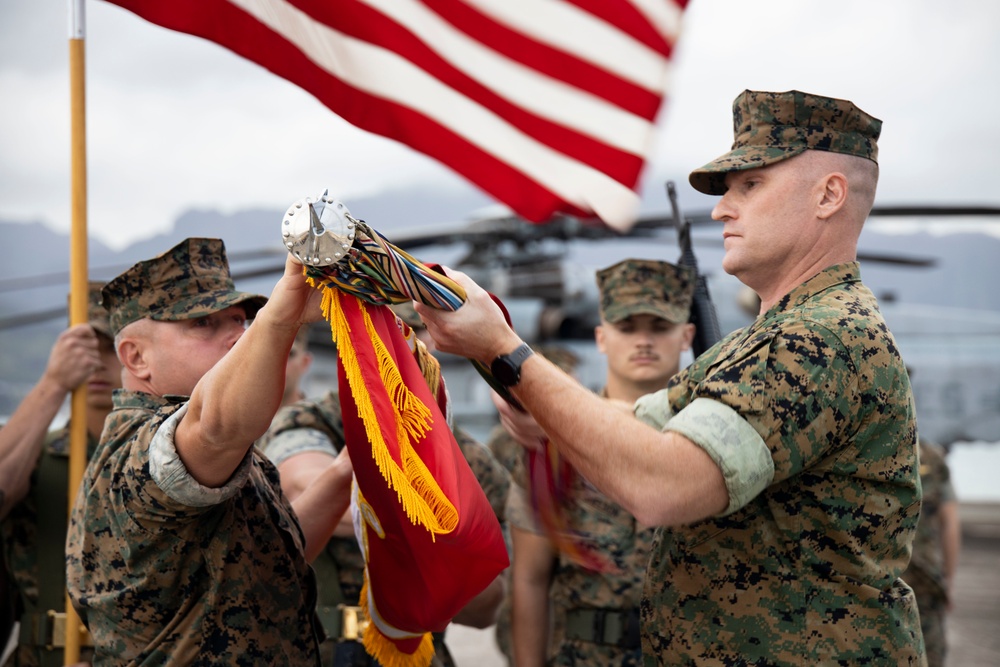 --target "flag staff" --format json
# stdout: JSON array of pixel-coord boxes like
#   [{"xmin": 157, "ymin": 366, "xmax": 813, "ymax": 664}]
[{"xmin": 65, "ymin": 0, "xmax": 88, "ymax": 661}]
